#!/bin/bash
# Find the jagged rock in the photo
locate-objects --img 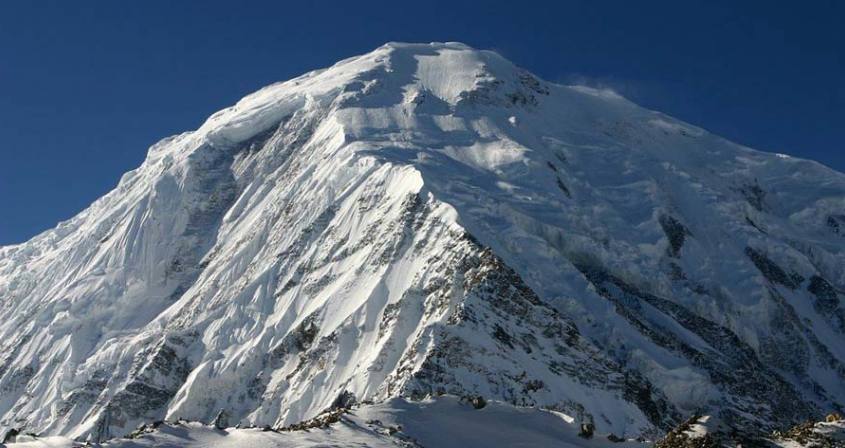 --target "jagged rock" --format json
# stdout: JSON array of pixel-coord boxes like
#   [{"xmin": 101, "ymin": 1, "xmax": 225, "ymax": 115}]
[
  {"xmin": 127, "ymin": 419, "xmax": 166, "ymax": 439},
  {"xmin": 659, "ymin": 214, "xmax": 690, "ymax": 257},
  {"xmin": 745, "ymin": 246, "xmax": 803, "ymax": 289},
  {"xmin": 556, "ymin": 177, "xmax": 572, "ymax": 198},
  {"xmin": 331, "ymin": 390, "xmax": 358, "ymax": 410},
  {"xmin": 461, "ymin": 395, "xmax": 486, "ymax": 410},
  {"xmin": 279, "ymin": 408, "xmax": 347, "ymax": 432},
  {"xmin": 770, "ymin": 419, "xmax": 845, "ymax": 447},
  {"xmin": 2, "ymin": 428, "xmax": 19, "ymax": 443},
  {"xmin": 809, "ymin": 276, "xmax": 841, "ymax": 314},
  {"xmin": 654, "ymin": 416, "xmax": 720, "ymax": 448},
  {"xmin": 212, "ymin": 409, "xmax": 230, "ymax": 430},
  {"xmin": 607, "ymin": 433, "xmax": 625, "ymax": 443},
  {"xmin": 578, "ymin": 422, "xmax": 595, "ymax": 439},
  {"xmin": 827, "ymin": 215, "xmax": 844, "ymax": 235},
  {"xmin": 738, "ymin": 181, "xmax": 768, "ymax": 211}
]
